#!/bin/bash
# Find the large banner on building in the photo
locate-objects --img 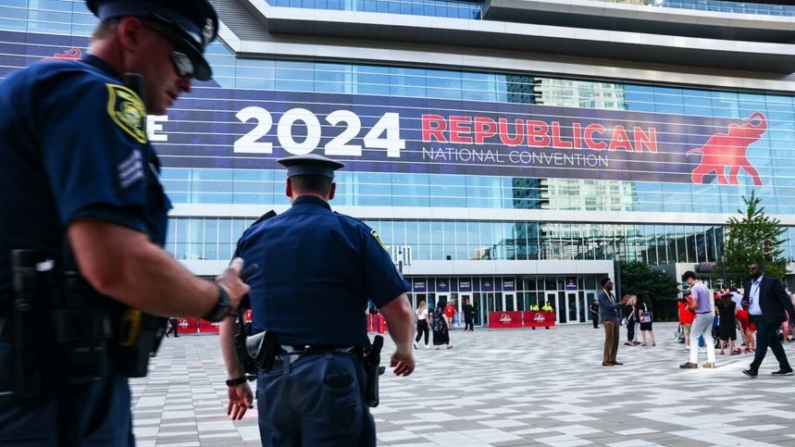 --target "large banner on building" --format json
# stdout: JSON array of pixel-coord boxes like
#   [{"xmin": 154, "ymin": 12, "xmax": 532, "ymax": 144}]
[{"xmin": 1, "ymin": 31, "xmax": 769, "ymax": 185}]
